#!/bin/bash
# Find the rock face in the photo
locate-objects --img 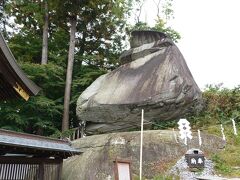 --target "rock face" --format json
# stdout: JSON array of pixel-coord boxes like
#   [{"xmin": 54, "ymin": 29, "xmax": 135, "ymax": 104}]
[
  {"xmin": 77, "ymin": 30, "xmax": 202, "ymax": 134},
  {"xmin": 62, "ymin": 130, "xmax": 225, "ymax": 180}
]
